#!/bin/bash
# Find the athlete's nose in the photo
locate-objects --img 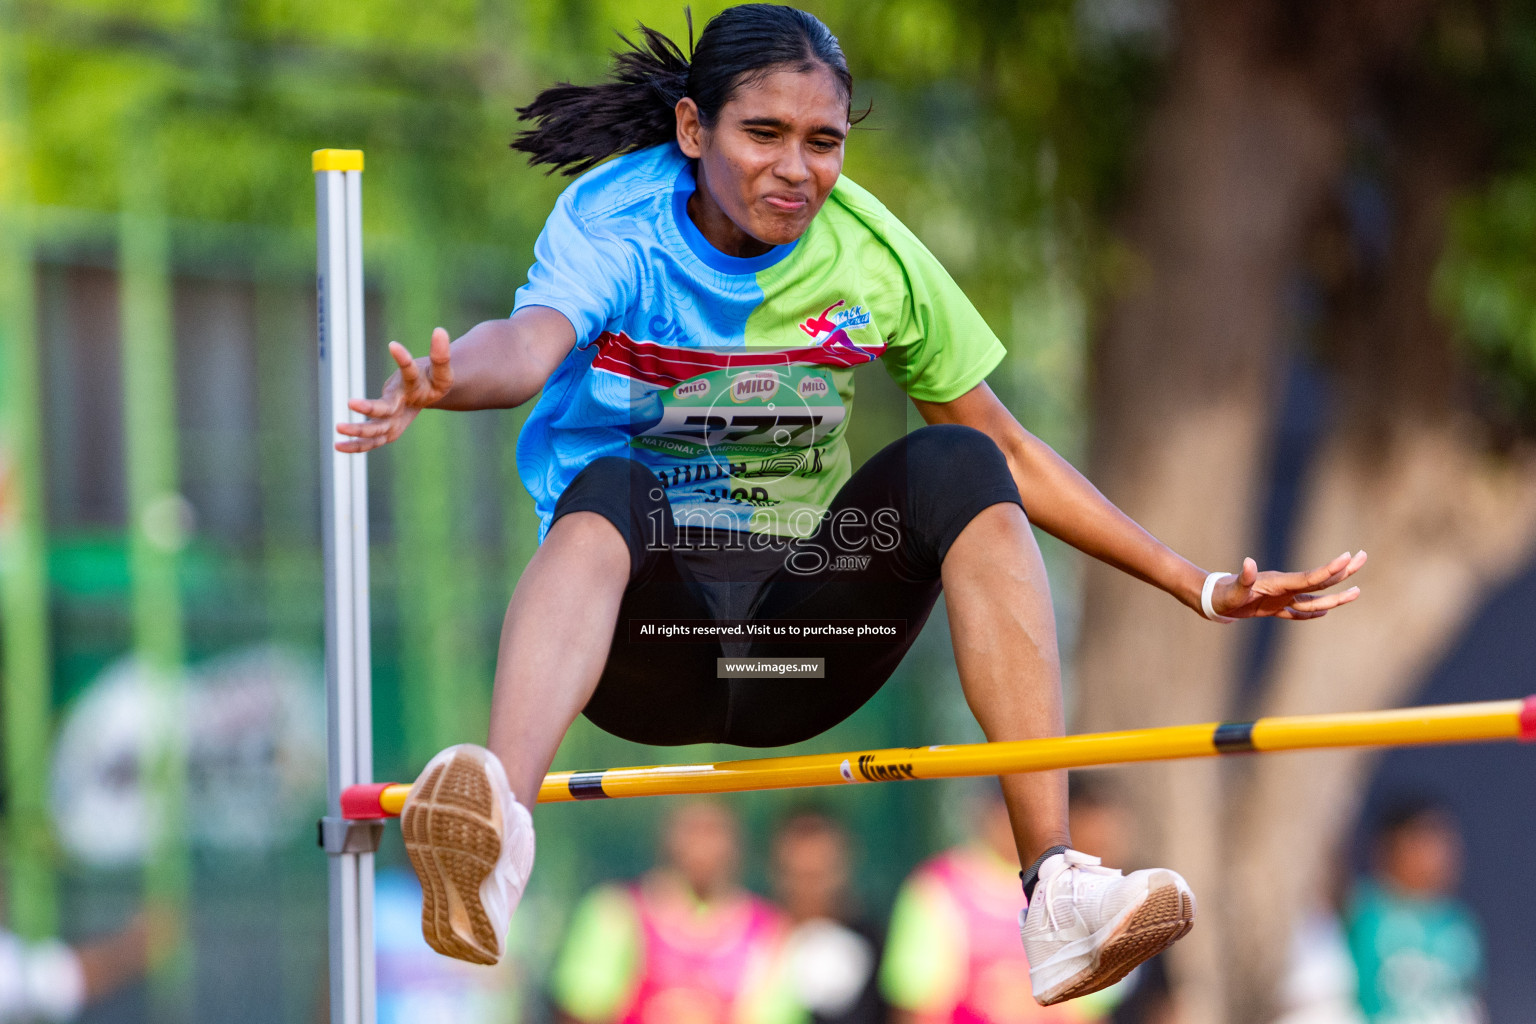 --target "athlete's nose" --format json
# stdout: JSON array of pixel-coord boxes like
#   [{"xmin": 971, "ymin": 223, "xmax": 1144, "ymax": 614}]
[{"xmin": 774, "ymin": 145, "xmax": 810, "ymax": 186}]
